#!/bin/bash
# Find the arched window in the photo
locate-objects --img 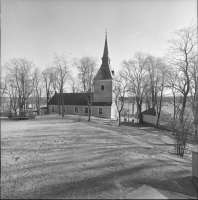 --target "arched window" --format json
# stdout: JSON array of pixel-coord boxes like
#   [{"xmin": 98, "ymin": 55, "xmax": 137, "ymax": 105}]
[{"xmin": 101, "ymin": 85, "xmax": 104, "ymax": 90}]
